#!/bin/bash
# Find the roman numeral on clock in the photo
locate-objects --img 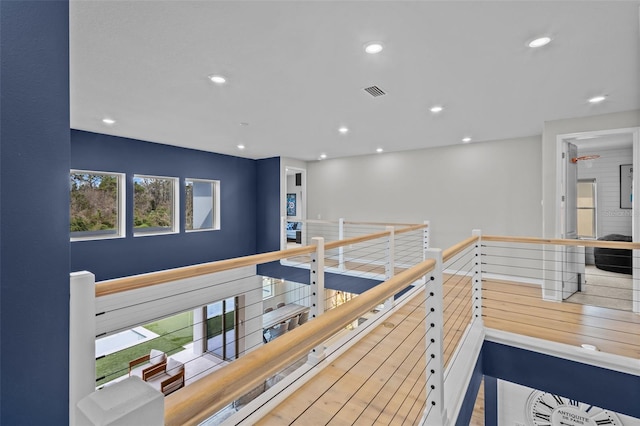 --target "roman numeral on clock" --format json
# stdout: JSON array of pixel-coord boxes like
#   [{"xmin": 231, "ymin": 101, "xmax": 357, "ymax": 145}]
[
  {"xmin": 595, "ymin": 420, "xmax": 614, "ymax": 425},
  {"xmin": 539, "ymin": 400, "xmax": 554, "ymax": 411},
  {"xmin": 535, "ymin": 412, "xmax": 551, "ymax": 421}
]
